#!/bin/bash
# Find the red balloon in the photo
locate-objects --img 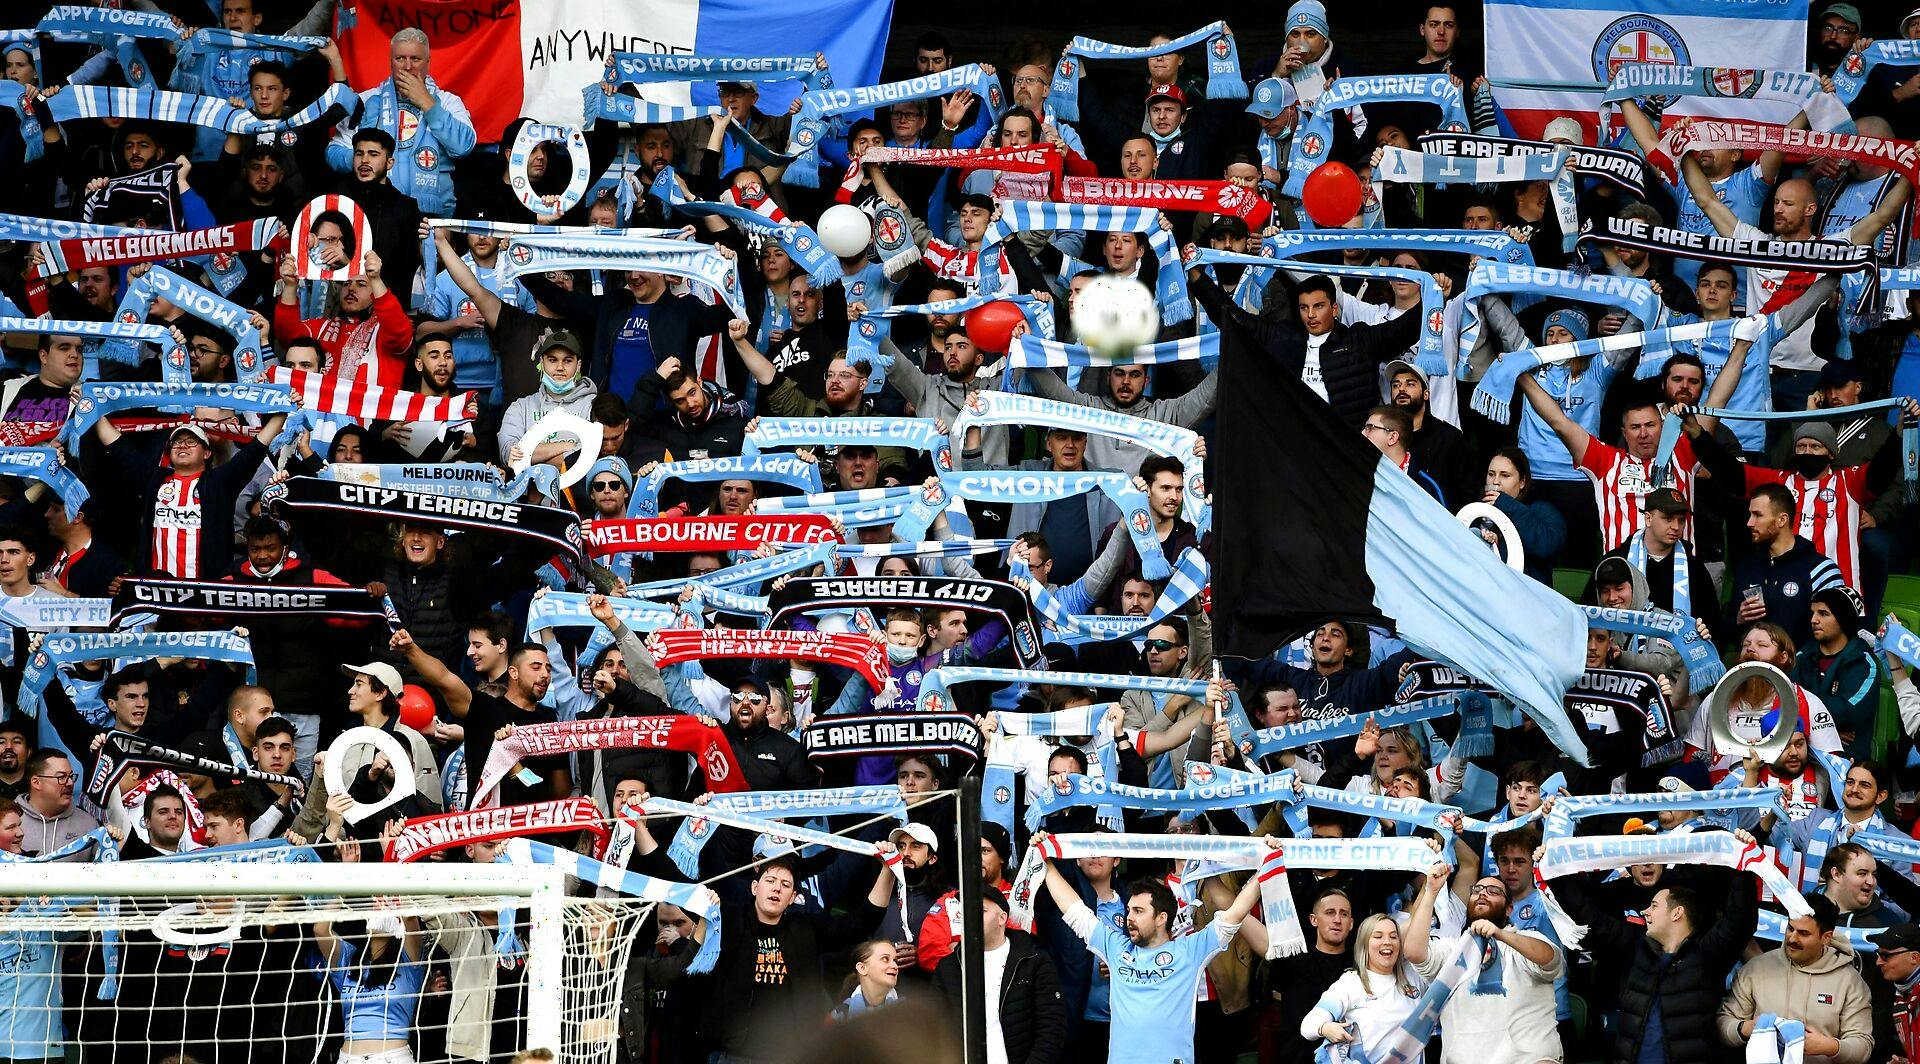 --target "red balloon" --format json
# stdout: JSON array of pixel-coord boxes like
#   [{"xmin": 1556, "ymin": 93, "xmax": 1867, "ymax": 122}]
[
  {"xmin": 963, "ymin": 301, "xmax": 1027, "ymax": 354},
  {"xmin": 1301, "ymin": 162, "xmax": 1365, "ymax": 228},
  {"xmin": 398, "ymin": 684, "xmax": 436, "ymax": 732}
]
